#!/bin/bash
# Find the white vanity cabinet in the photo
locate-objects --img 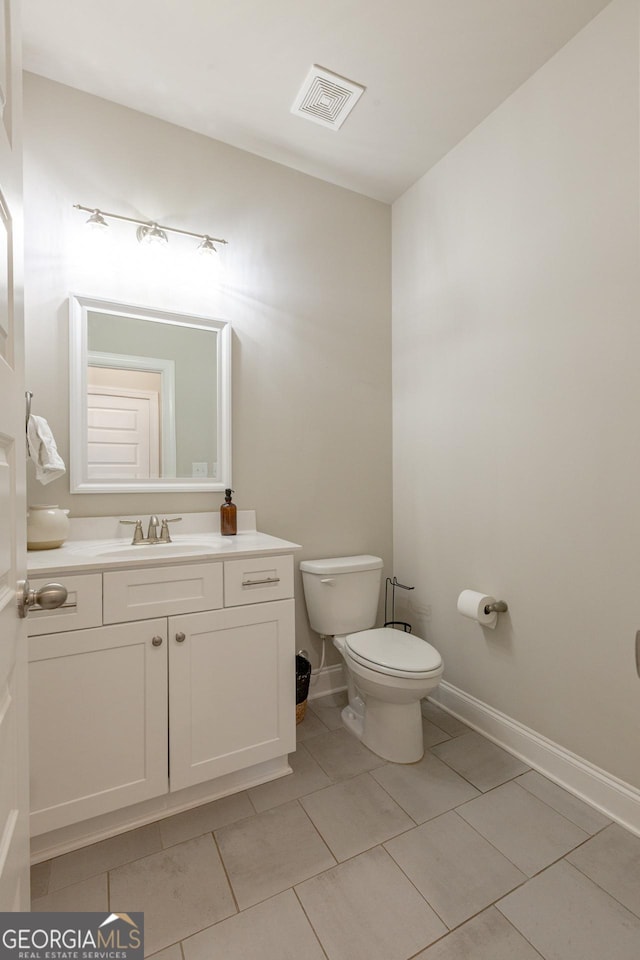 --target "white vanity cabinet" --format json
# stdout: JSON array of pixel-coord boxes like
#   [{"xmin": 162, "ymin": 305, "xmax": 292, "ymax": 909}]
[{"xmin": 27, "ymin": 550, "xmax": 297, "ymax": 840}]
